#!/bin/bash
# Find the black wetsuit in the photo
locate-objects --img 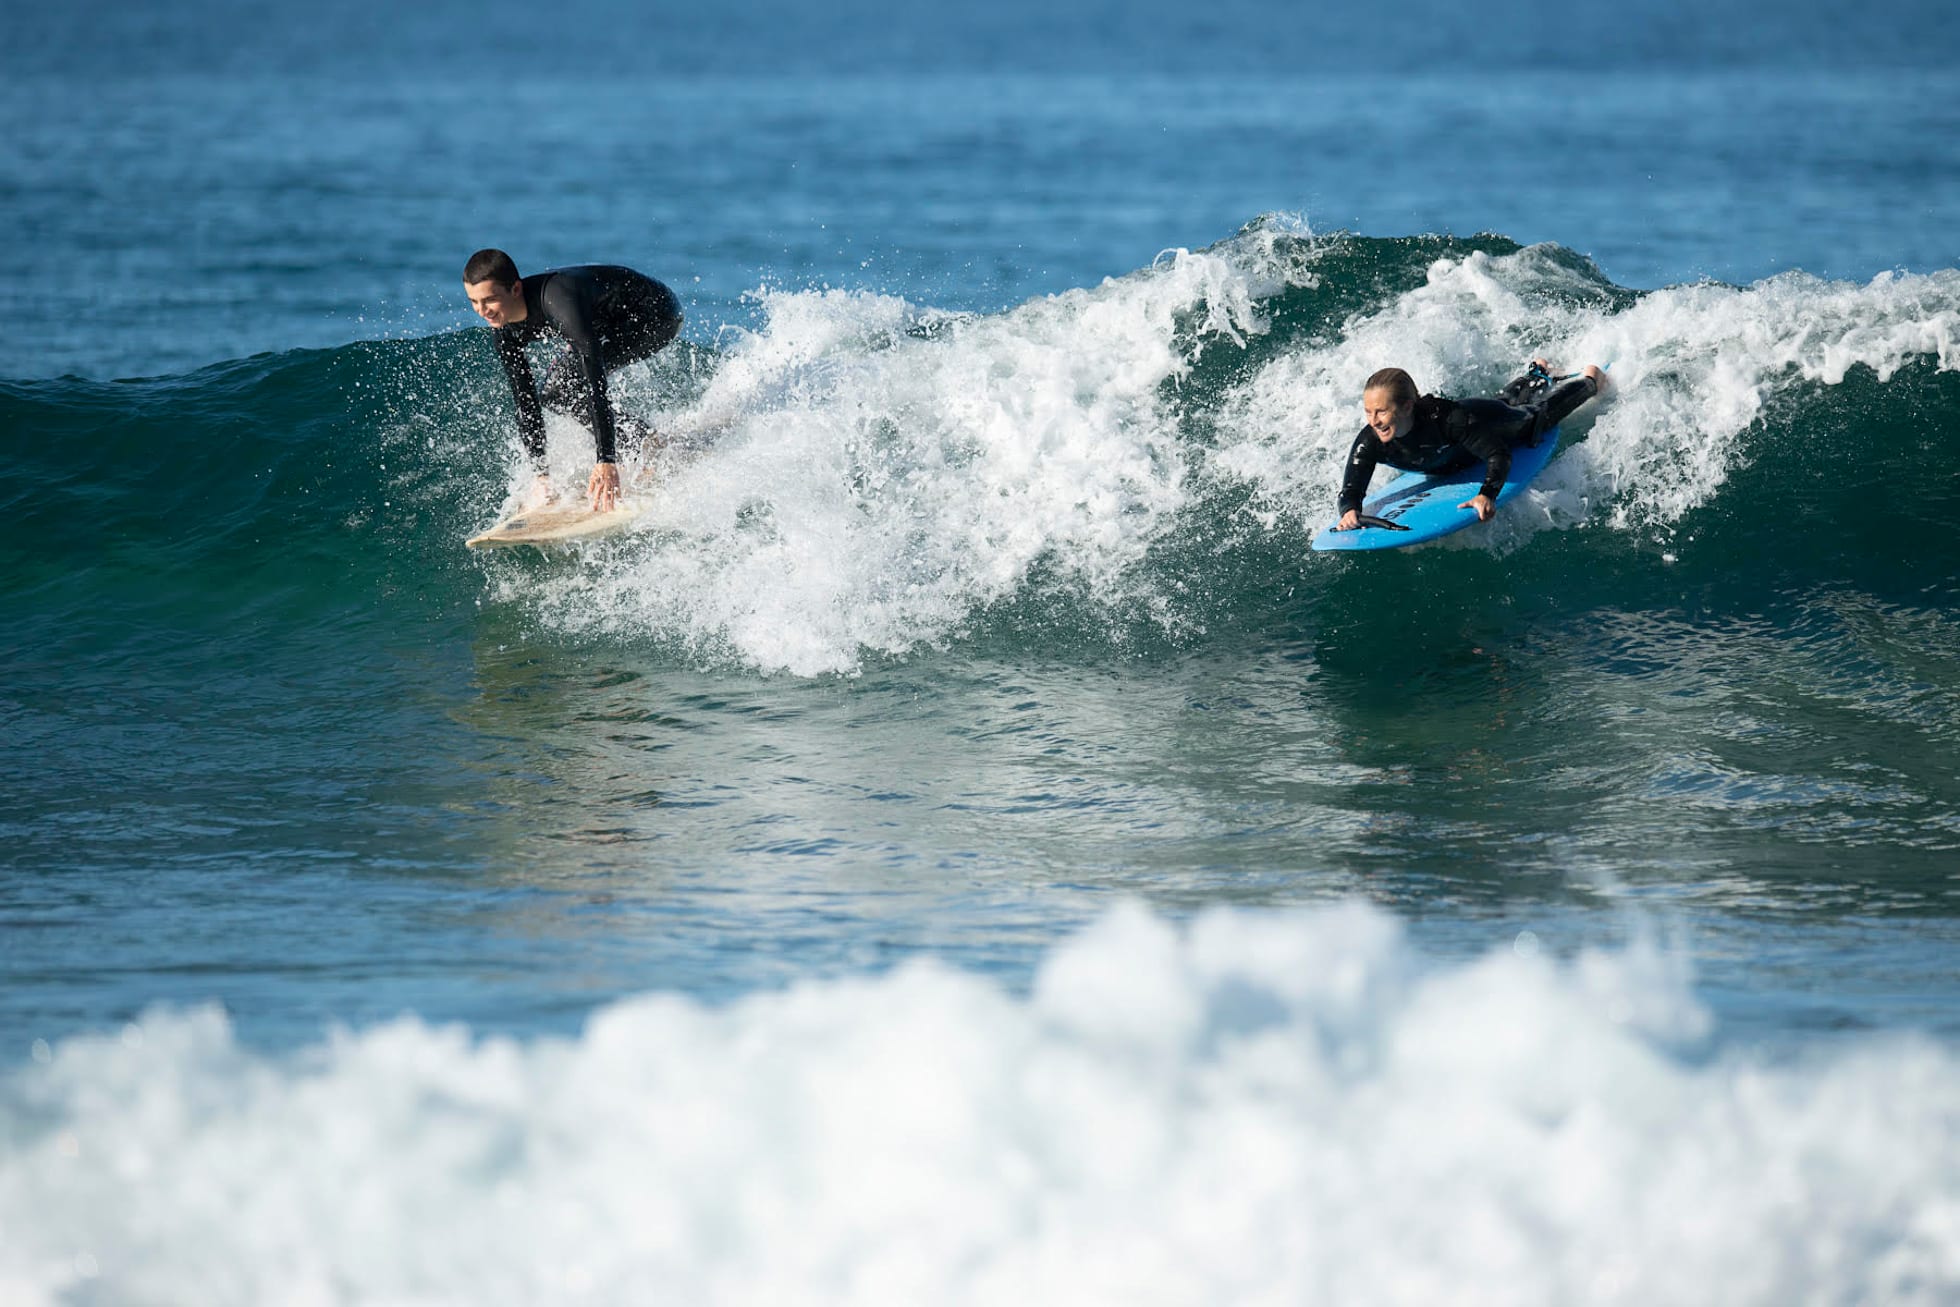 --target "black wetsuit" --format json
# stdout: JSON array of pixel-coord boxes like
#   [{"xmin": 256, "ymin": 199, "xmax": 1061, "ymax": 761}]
[
  {"xmin": 491, "ymin": 265, "xmax": 684, "ymax": 469},
  {"xmin": 1337, "ymin": 371, "xmax": 1598, "ymax": 518}
]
